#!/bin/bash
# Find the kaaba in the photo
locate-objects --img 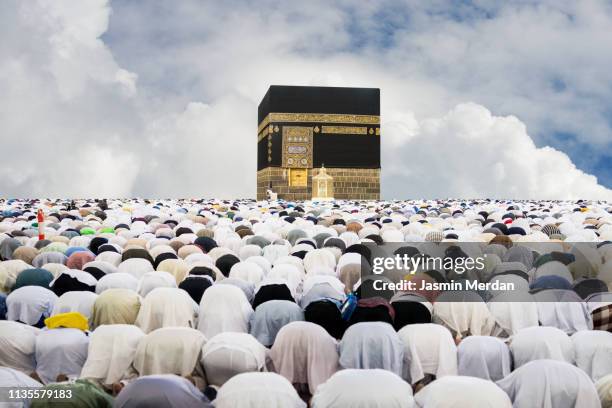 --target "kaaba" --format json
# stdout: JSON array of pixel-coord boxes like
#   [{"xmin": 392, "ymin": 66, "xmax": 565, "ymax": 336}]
[{"xmin": 257, "ymin": 85, "xmax": 381, "ymax": 201}]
